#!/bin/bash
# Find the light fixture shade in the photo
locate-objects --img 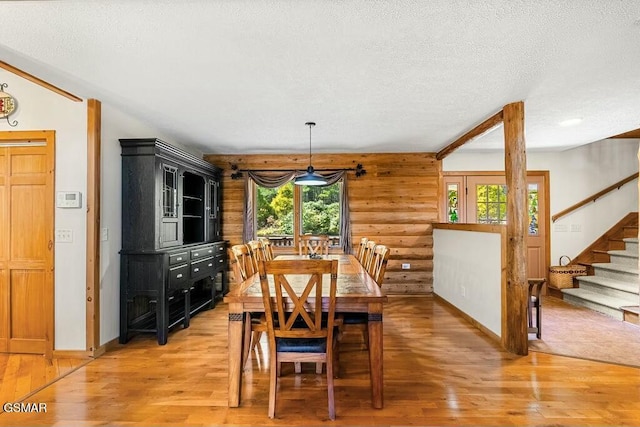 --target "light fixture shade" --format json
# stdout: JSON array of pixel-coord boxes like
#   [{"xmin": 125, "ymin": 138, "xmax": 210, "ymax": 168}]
[{"xmin": 294, "ymin": 165, "xmax": 327, "ymax": 186}]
